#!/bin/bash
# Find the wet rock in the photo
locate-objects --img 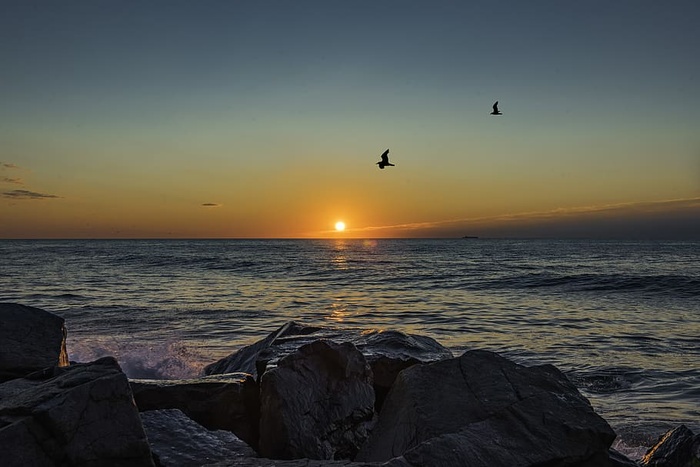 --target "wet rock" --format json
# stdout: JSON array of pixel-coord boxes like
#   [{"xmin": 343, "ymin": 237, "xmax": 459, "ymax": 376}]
[
  {"xmin": 258, "ymin": 340, "xmax": 375, "ymax": 460},
  {"xmin": 356, "ymin": 349, "xmax": 616, "ymax": 467},
  {"xmin": 140, "ymin": 409, "xmax": 256, "ymax": 466},
  {"xmin": 204, "ymin": 321, "xmax": 452, "ymax": 411},
  {"xmin": 0, "ymin": 303, "xmax": 69, "ymax": 382},
  {"xmin": 0, "ymin": 357, "xmax": 154, "ymax": 467},
  {"xmin": 640, "ymin": 424, "xmax": 699, "ymax": 467},
  {"xmin": 130, "ymin": 372, "xmax": 259, "ymax": 448}
]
